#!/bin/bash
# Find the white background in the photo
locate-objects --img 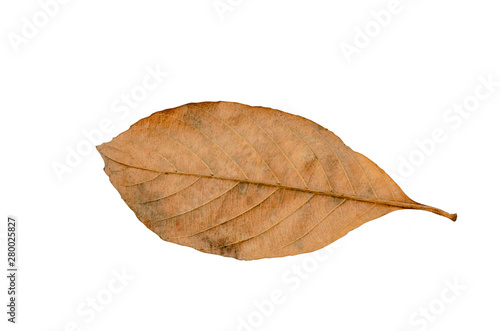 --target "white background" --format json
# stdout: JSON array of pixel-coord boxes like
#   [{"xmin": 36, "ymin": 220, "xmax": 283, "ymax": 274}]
[{"xmin": 1, "ymin": 0, "xmax": 499, "ymax": 330}]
